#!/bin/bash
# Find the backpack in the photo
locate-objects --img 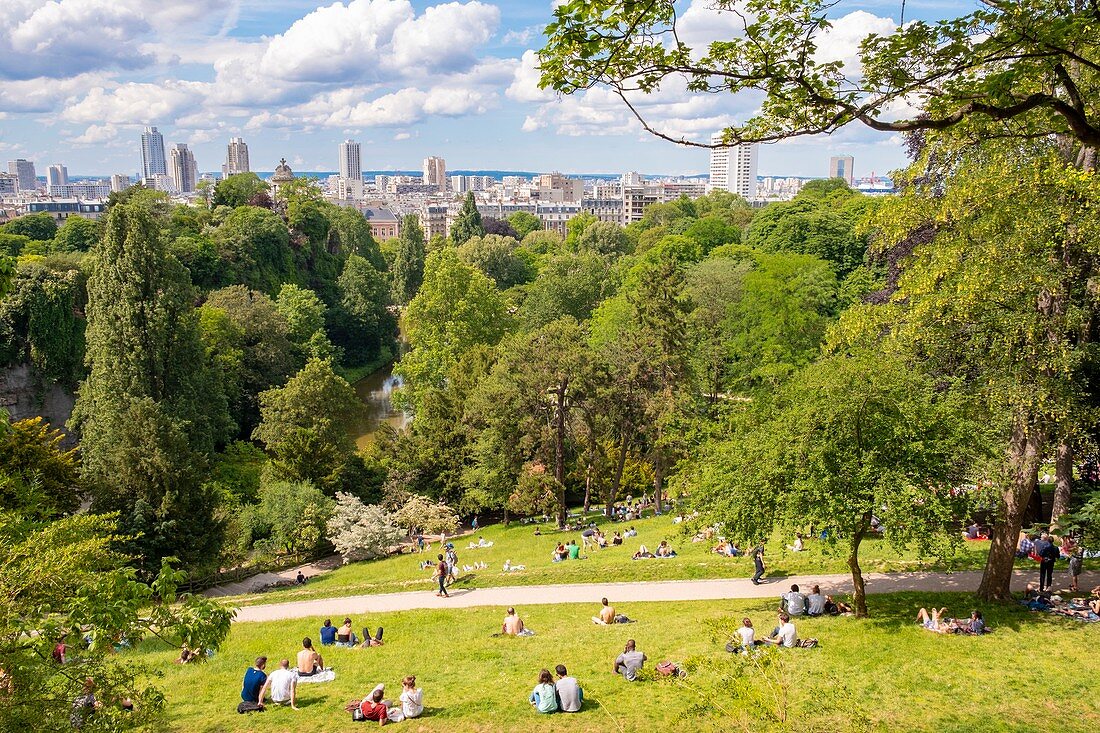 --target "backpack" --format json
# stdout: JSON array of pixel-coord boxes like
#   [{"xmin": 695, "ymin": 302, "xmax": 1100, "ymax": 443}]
[
  {"xmin": 656, "ymin": 661, "xmax": 685, "ymax": 678},
  {"xmin": 797, "ymin": 638, "xmax": 818, "ymax": 648},
  {"xmin": 237, "ymin": 701, "xmax": 263, "ymax": 714},
  {"xmin": 351, "ymin": 705, "xmax": 366, "ymax": 722}
]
